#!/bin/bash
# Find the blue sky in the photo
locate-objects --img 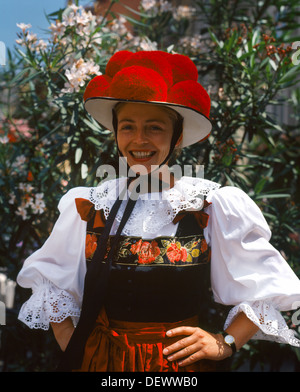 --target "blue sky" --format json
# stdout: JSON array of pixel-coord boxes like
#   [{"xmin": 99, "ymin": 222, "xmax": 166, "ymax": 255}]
[{"xmin": 0, "ymin": 0, "xmax": 91, "ymax": 54}]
